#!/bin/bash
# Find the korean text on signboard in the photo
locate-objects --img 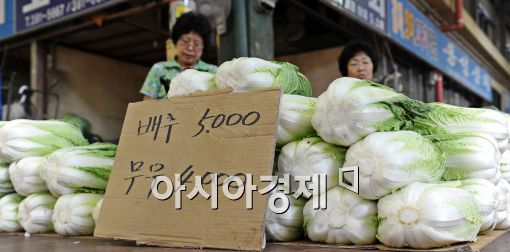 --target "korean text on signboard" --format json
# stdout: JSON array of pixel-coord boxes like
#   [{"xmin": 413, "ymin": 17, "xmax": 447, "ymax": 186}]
[
  {"xmin": 16, "ymin": 0, "xmax": 114, "ymax": 32},
  {"xmin": 387, "ymin": 0, "xmax": 492, "ymax": 101},
  {"xmin": 326, "ymin": 0, "xmax": 387, "ymax": 32}
]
